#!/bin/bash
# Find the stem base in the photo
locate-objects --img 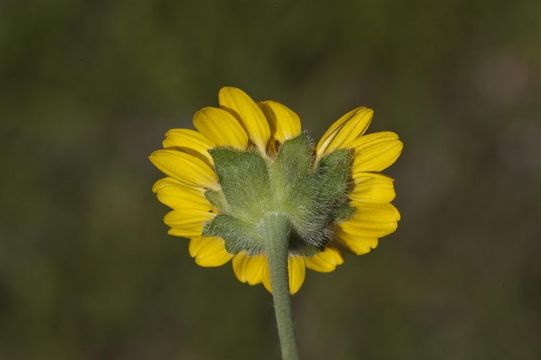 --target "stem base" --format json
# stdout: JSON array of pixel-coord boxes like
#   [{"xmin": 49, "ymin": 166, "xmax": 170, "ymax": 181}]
[{"xmin": 260, "ymin": 214, "xmax": 300, "ymax": 360}]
